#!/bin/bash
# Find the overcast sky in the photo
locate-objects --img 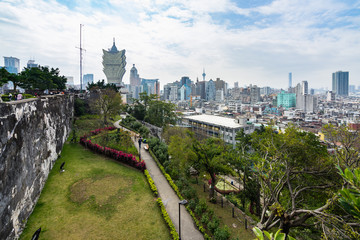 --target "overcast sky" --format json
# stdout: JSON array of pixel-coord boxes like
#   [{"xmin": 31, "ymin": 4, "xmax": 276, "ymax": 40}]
[{"xmin": 1, "ymin": 0, "xmax": 360, "ymax": 89}]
